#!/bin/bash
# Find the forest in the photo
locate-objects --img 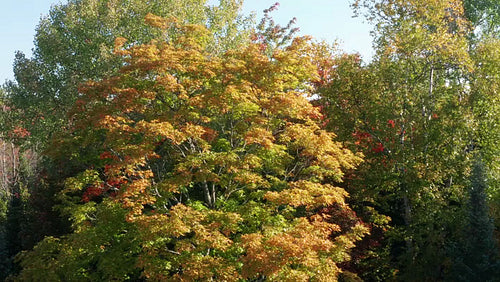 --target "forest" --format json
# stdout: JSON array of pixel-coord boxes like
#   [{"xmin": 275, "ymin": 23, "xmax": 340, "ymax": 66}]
[{"xmin": 1, "ymin": 0, "xmax": 500, "ymax": 280}]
